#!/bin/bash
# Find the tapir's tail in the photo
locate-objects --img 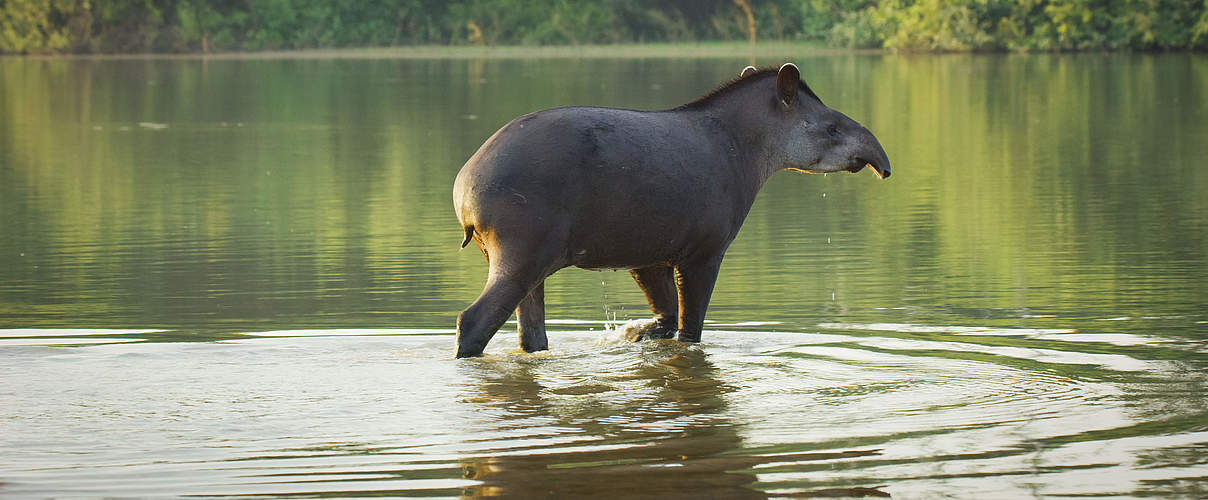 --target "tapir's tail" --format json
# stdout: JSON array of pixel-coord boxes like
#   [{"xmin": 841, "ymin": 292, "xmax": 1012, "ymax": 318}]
[{"xmin": 460, "ymin": 225, "xmax": 474, "ymax": 249}]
